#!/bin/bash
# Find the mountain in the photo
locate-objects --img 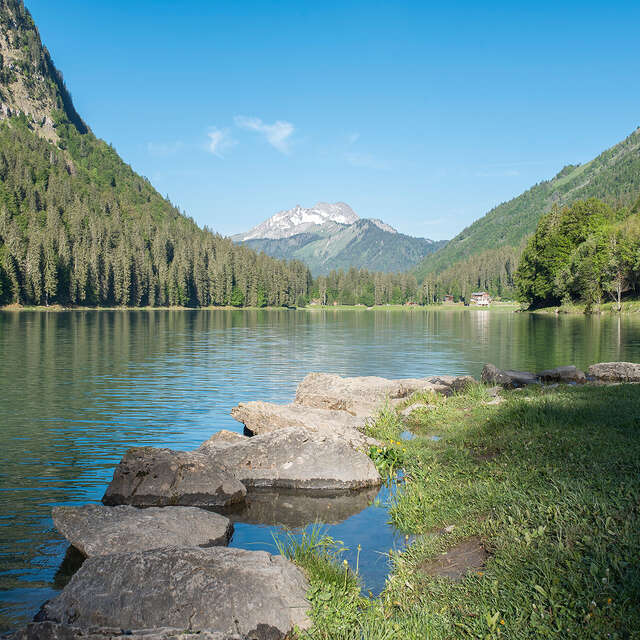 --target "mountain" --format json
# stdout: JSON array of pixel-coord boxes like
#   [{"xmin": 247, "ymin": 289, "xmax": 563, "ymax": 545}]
[
  {"xmin": 236, "ymin": 202, "xmax": 359, "ymax": 240},
  {"xmin": 0, "ymin": 0, "xmax": 310, "ymax": 308},
  {"xmin": 234, "ymin": 202, "xmax": 446, "ymax": 275},
  {"xmin": 414, "ymin": 127, "xmax": 640, "ymax": 294},
  {"xmin": 0, "ymin": 0, "xmax": 87, "ymax": 139}
]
